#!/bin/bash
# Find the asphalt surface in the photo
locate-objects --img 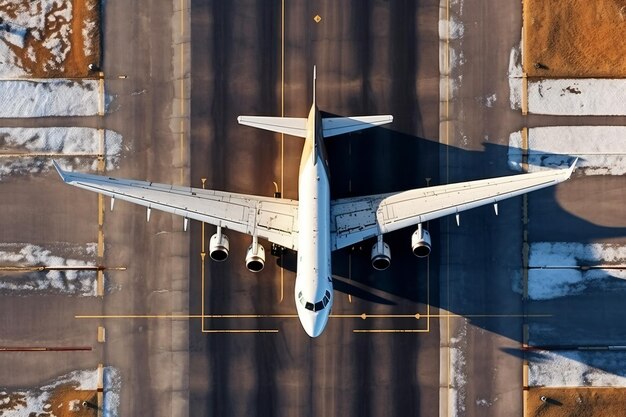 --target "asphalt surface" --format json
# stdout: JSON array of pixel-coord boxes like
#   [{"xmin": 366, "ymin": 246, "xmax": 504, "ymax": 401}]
[
  {"xmin": 442, "ymin": 0, "xmax": 626, "ymax": 416},
  {"xmin": 1, "ymin": 0, "xmax": 188, "ymax": 416},
  {"xmin": 189, "ymin": 1, "xmax": 440, "ymax": 416},
  {"xmin": 6, "ymin": 1, "xmax": 623, "ymax": 417}
]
